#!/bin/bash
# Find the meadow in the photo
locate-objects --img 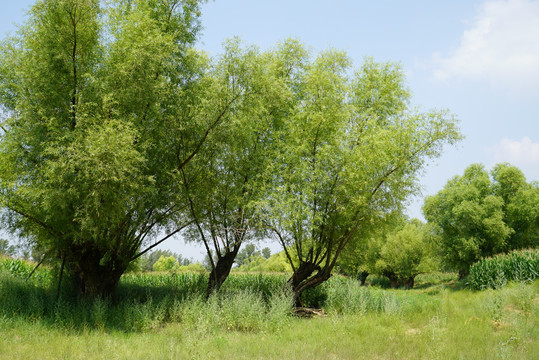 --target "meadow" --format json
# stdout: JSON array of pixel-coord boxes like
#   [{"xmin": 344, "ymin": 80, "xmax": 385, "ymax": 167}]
[{"xmin": 0, "ymin": 258, "xmax": 537, "ymax": 359}]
